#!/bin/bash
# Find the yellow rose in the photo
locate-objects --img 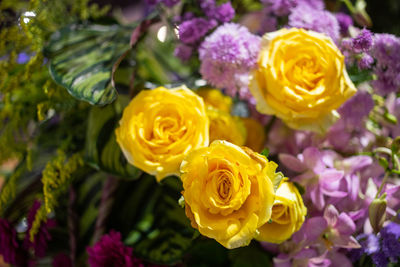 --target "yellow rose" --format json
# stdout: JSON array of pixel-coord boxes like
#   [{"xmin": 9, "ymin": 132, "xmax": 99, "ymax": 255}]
[
  {"xmin": 180, "ymin": 140, "xmax": 276, "ymax": 249},
  {"xmin": 207, "ymin": 107, "xmax": 247, "ymax": 146},
  {"xmin": 249, "ymin": 28, "xmax": 357, "ymax": 133},
  {"xmin": 257, "ymin": 179, "xmax": 307, "ymax": 244},
  {"xmin": 241, "ymin": 117, "xmax": 266, "ymax": 152},
  {"xmin": 115, "ymin": 86, "xmax": 209, "ymax": 181},
  {"xmin": 196, "ymin": 88, "xmax": 232, "ymax": 113}
]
